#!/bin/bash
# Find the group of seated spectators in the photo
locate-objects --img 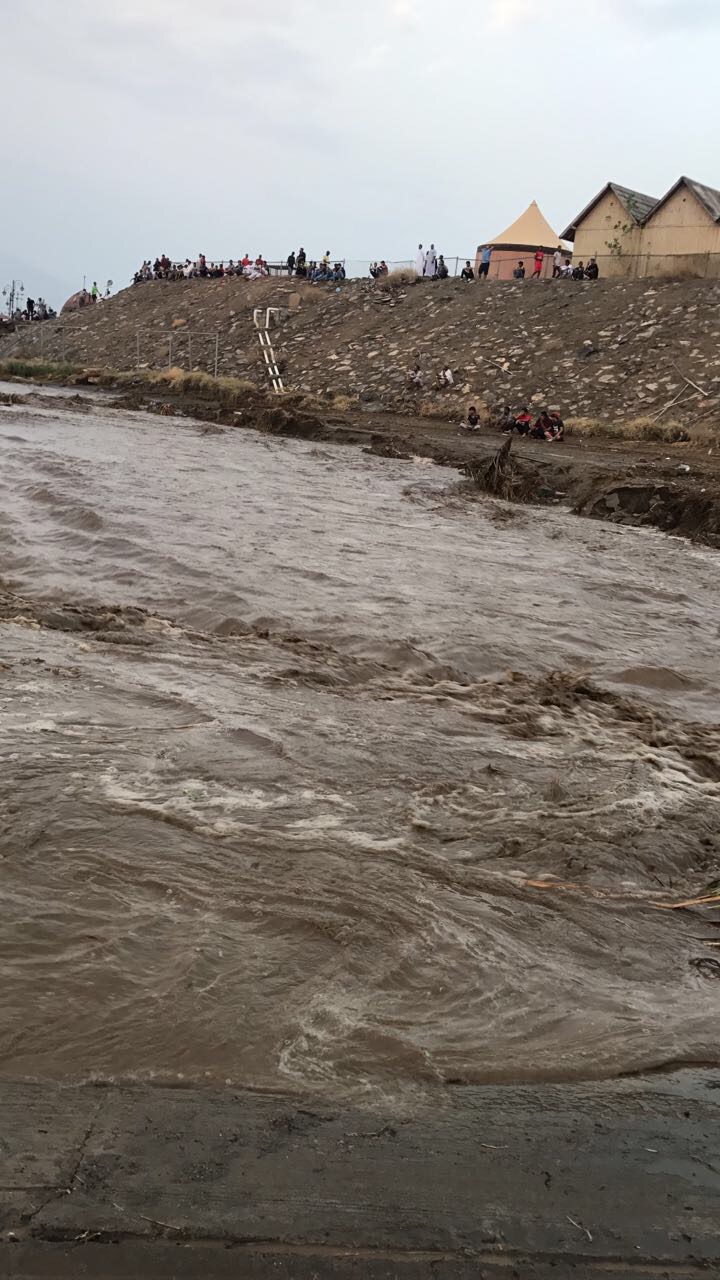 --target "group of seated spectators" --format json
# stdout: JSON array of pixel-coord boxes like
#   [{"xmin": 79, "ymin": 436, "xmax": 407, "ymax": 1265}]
[
  {"xmin": 460, "ymin": 404, "xmax": 565, "ymax": 442},
  {"xmin": 15, "ymin": 297, "xmax": 56, "ymax": 322},
  {"xmin": 500, "ymin": 405, "xmax": 565, "ymax": 441},
  {"xmin": 511, "ymin": 256, "xmax": 599, "ymax": 281},
  {"xmin": 134, "ymin": 254, "xmax": 272, "ymax": 284},
  {"xmin": 287, "ymin": 249, "xmax": 344, "ymax": 281},
  {"xmin": 134, "ymin": 250, "xmax": 348, "ymax": 285}
]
